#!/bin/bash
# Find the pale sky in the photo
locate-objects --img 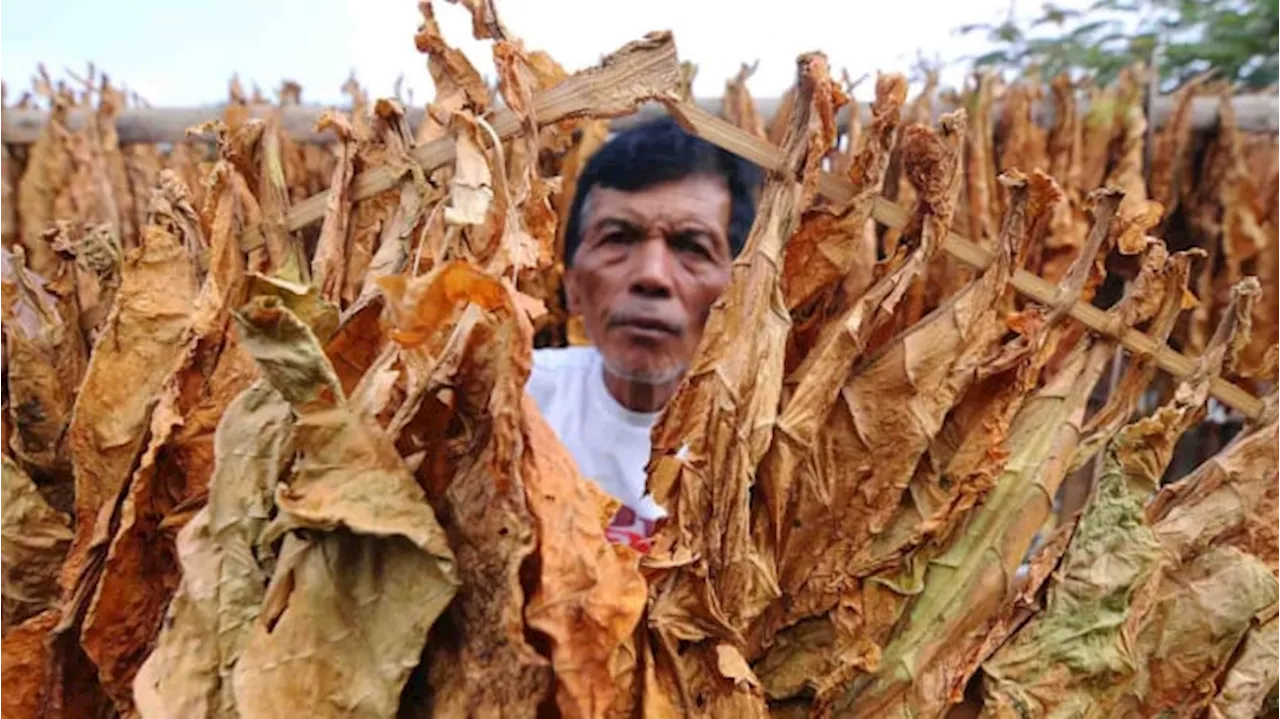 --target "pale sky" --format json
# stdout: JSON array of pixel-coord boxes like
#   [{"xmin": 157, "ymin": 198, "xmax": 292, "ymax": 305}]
[{"xmin": 1, "ymin": 0, "xmax": 1080, "ymax": 108}]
